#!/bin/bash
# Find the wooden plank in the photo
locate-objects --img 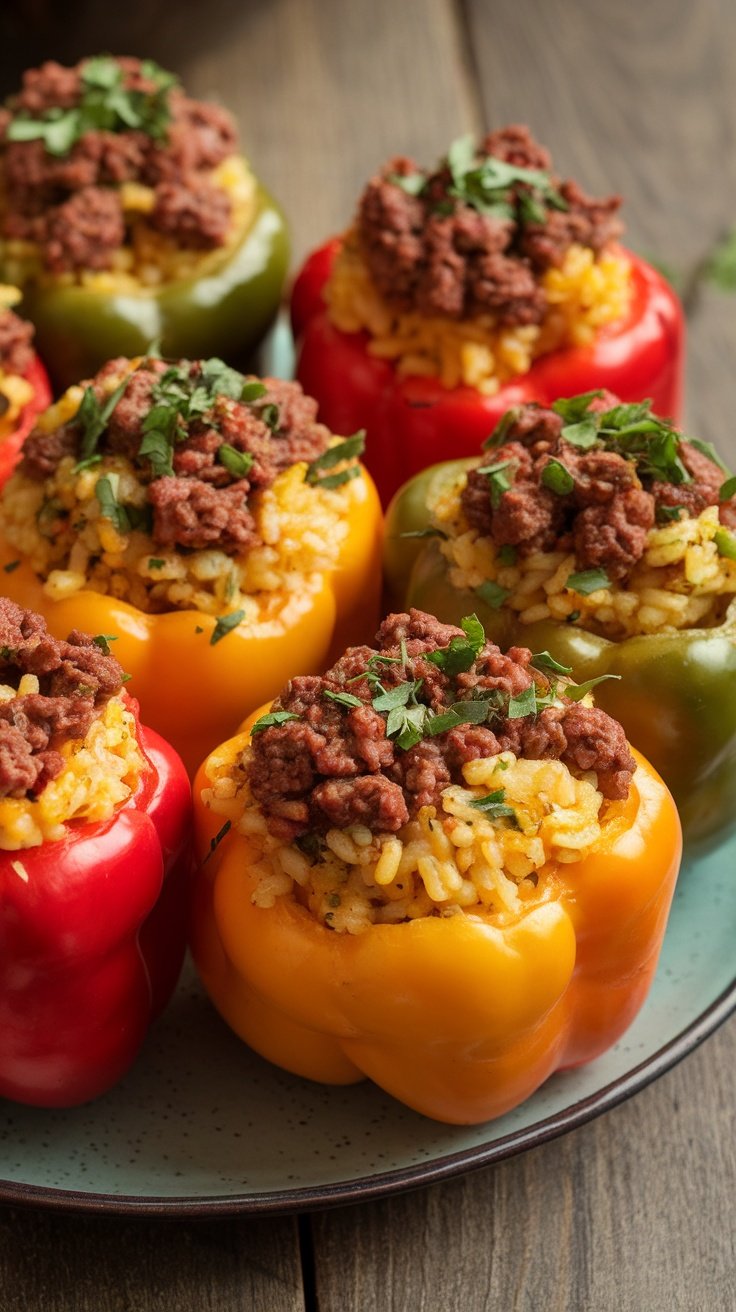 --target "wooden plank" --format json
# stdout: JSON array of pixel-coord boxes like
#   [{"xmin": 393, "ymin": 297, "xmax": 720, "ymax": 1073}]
[
  {"xmin": 312, "ymin": 1018, "xmax": 736, "ymax": 1312},
  {"xmin": 0, "ymin": 1209, "xmax": 305, "ymax": 1312}
]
